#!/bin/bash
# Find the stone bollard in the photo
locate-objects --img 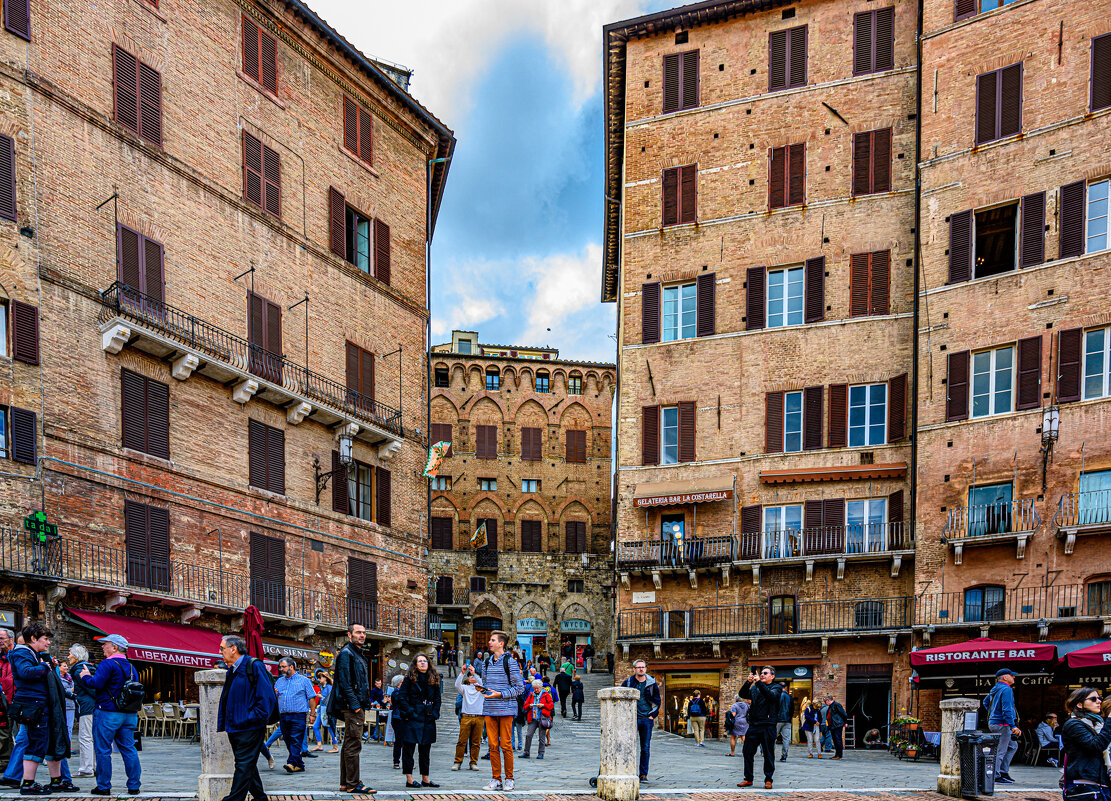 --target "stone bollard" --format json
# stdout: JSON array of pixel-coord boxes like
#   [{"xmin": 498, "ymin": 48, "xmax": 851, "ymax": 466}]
[
  {"xmin": 938, "ymin": 697, "xmax": 981, "ymax": 797},
  {"xmin": 597, "ymin": 687, "xmax": 640, "ymax": 801},
  {"xmin": 196, "ymin": 669, "xmax": 234, "ymax": 801}
]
